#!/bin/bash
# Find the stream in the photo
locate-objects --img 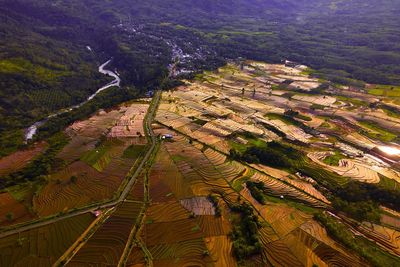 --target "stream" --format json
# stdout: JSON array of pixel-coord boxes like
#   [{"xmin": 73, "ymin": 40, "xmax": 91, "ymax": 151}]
[{"xmin": 25, "ymin": 60, "xmax": 121, "ymax": 141}]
